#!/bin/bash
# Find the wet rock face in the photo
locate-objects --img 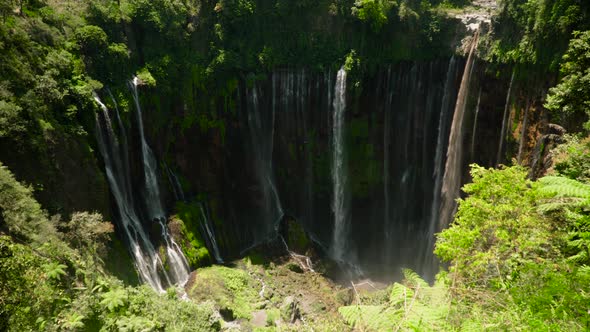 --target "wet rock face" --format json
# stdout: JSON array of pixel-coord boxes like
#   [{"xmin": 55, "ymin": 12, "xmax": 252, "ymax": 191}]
[
  {"xmin": 155, "ymin": 61, "xmax": 528, "ymax": 279},
  {"xmin": 452, "ymin": 0, "xmax": 498, "ymax": 54},
  {"xmin": 454, "ymin": 0, "xmax": 497, "ymax": 31},
  {"xmin": 547, "ymin": 124, "xmax": 566, "ymax": 136},
  {"xmin": 530, "ymin": 124, "xmax": 567, "ymax": 179},
  {"xmin": 0, "ymin": 129, "xmax": 110, "ymax": 219},
  {"xmin": 280, "ymin": 296, "xmax": 300, "ymax": 323},
  {"xmin": 279, "ymin": 216, "xmax": 311, "ymax": 254}
]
